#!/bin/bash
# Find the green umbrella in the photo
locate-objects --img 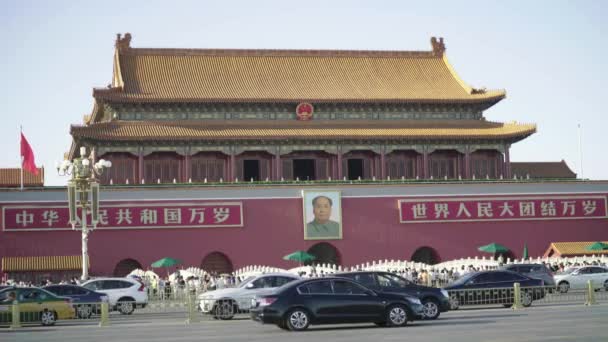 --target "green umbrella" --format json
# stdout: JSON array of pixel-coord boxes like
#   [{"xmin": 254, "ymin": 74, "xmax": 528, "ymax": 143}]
[
  {"xmin": 478, "ymin": 243, "xmax": 510, "ymax": 254},
  {"xmin": 283, "ymin": 251, "xmax": 316, "ymax": 264},
  {"xmin": 586, "ymin": 242, "xmax": 608, "ymax": 251},
  {"xmin": 522, "ymin": 243, "xmax": 529, "ymax": 260},
  {"xmin": 151, "ymin": 257, "xmax": 182, "ymax": 268}
]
